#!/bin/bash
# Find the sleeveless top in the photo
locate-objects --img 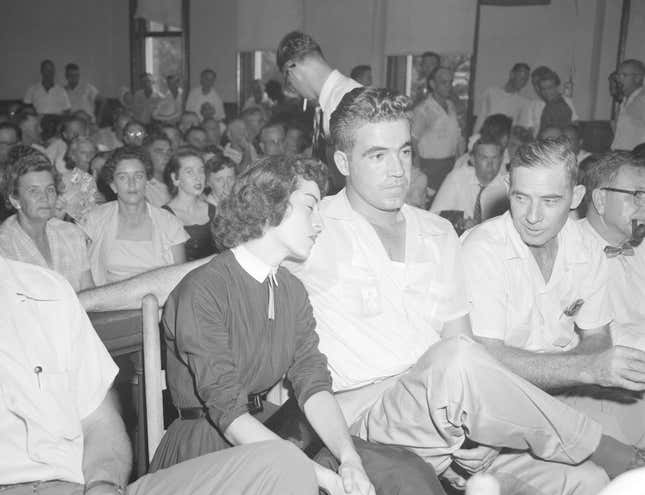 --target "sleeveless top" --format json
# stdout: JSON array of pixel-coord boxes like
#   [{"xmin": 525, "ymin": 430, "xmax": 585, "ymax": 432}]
[{"xmin": 162, "ymin": 203, "xmax": 218, "ymax": 261}]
